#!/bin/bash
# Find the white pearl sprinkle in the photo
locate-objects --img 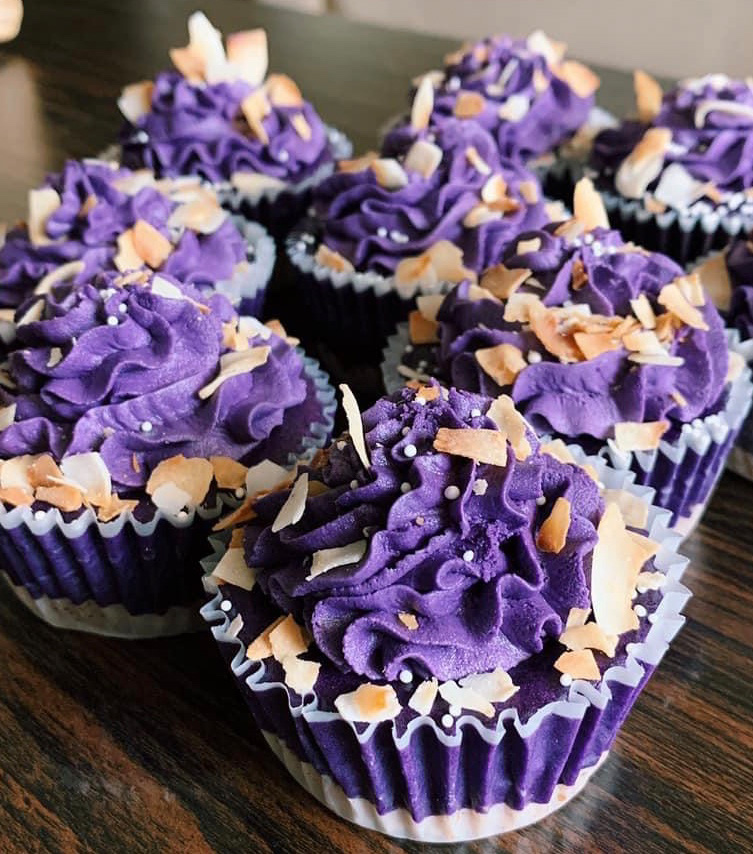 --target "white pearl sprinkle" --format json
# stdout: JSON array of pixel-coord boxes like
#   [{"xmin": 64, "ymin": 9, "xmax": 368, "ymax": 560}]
[
  {"xmin": 634, "ymin": 604, "xmax": 647, "ymax": 618},
  {"xmin": 404, "ymin": 444, "xmax": 417, "ymax": 458},
  {"xmin": 390, "ymin": 230, "xmax": 410, "ymax": 244},
  {"xmin": 470, "ymin": 408, "xmax": 481, "ymax": 417},
  {"xmin": 404, "ymin": 344, "xmax": 414, "ymax": 353},
  {"xmin": 337, "ymin": 441, "xmax": 346, "ymax": 450},
  {"xmin": 377, "ymin": 226, "xmax": 388, "ymax": 238},
  {"xmin": 350, "ymin": 479, "xmax": 359, "ymax": 489},
  {"xmin": 560, "ymin": 673, "xmax": 573, "ymax": 687},
  {"xmin": 399, "ymin": 669, "xmax": 413, "ymax": 684},
  {"xmin": 449, "ymin": 704, "xmax": 462, "ymax": 717},
  {"xmin": 401, "ymin": 426, "xmax": 410, "ymax": 436},
  {"xmin": 400, "ymin": 482, "xmax": 411, "ymax": 493},
  {"xmin": 220, "ymin": 600, "xmax": 232, "ymax": 612},
  {"xmin": 107, "ymin": 316, "xmax": 119, "ymax": 326},
  {"xmin": 536, "ymin": 496, "xmax": 546, "ymax": 506},
  {"xmin": 441, "ymin": 714, "xmax": 454, "ymax": 728},
  {"xmin": 462, "ymin": 549, "xmax": 474, "ymax": 562},
  {"xmin": 527, "ymin": 350, "xmax": 542, "ymax": 364},
  {"xmin": 278, "ymin": 149, "xmax": 289, "ymax": 162},
  {"xmin": 234, "ymin": 487, "xmax": 245, "ymax": 499},
  {"xmin": 34, "ymin": 510, "xmax": 46, "ymax": 521},
  {"xmin": 472, "ymin": 478, "xmax": 488, "ymax": 496},
  {"xmin": 444, "ymin": 485, "xmax": 460, "ymax": 500},
  {"xmin": 117, "ymin": 303, "xmax": 128, "ymax": 314},
  {"xmin": 626, "ymin": 643, "xmax": 637, "ymax": 654},
  {"xmin": 648, "ymin": 613, "xmax": 658, "ymax": 624},
  {"xmin": 140, "ymin": 420, "xmax": 153, "ymax": 433}
]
